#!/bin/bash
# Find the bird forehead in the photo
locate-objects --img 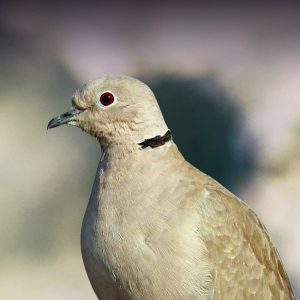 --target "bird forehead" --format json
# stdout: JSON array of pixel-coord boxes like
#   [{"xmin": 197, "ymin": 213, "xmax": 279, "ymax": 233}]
[{"xmin": 73, "ymin": 76, "xmax": 157, "ymax": 111}]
